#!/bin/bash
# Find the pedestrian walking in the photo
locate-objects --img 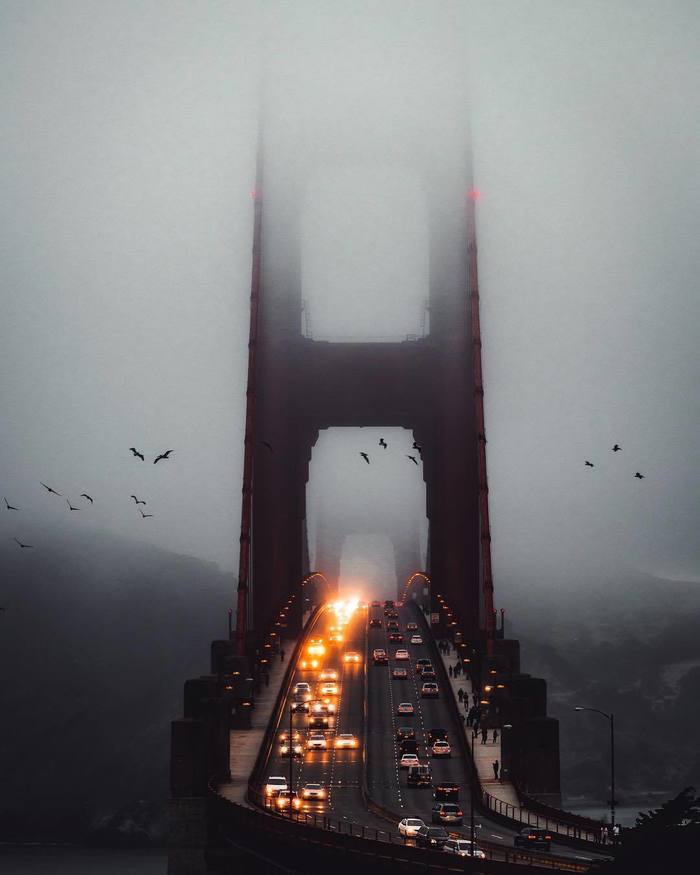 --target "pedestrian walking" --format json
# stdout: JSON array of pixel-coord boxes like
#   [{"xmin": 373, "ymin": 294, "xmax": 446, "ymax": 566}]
[
  {"xmin": 612, "ymin": 824, "xmax": 620, "ymax": 844},
  {"xmin": 600, "ymin": 825, "xmax": 609, "ymax": 845},
  {"xmin": 481, "ymin": 727, "xmax": 488, "ymax": 744},
  {"xmin": 458, "ymin": 688, "xmax": 464, "ymax": 702},
  {"xmin": 472, "ymin": 693, "xmax": 478, "ymax": 706},
  {"xmin": 492, "ymin": 728, "xmax": 499, "ymax": 744},
  {"xmin": 449, "ymin": 664, "xmax": 453, "ymax": 678},
  {"xmin": 492, "ymin": 760, "xmax": 500, "ymax": 780}
]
